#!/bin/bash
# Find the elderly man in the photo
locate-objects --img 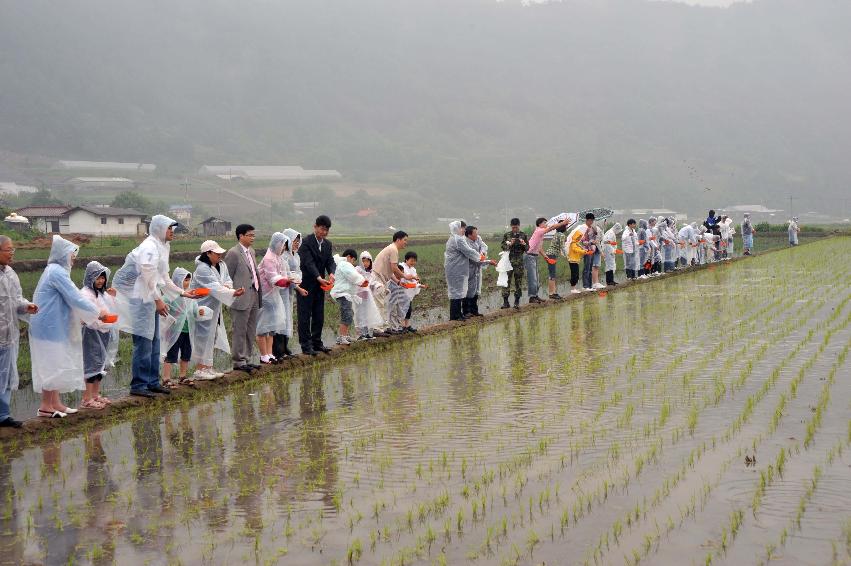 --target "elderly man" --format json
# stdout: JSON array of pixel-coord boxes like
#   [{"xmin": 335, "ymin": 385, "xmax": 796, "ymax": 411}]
[{"xmin": 0, "ymin": 235, "xmax": 38, "ymax": 428}]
